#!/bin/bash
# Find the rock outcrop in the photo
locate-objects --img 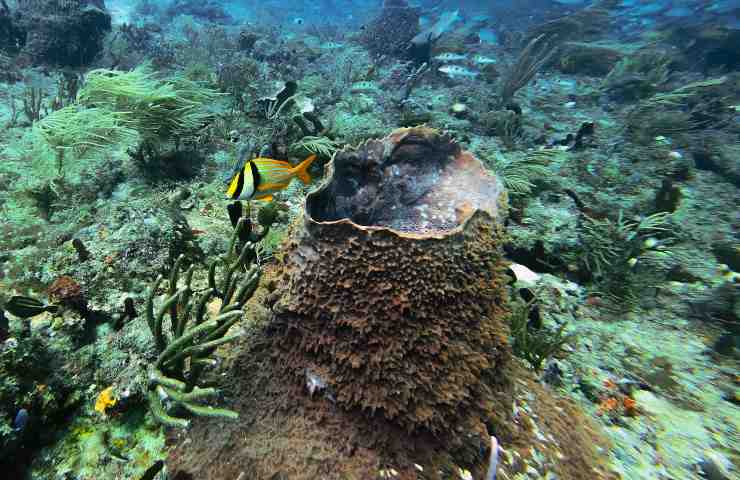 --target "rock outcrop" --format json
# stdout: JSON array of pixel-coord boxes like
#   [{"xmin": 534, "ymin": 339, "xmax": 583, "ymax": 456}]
[{"xmin": 1, "ymin": 0, "xmax": 110, "ymax": 67}]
